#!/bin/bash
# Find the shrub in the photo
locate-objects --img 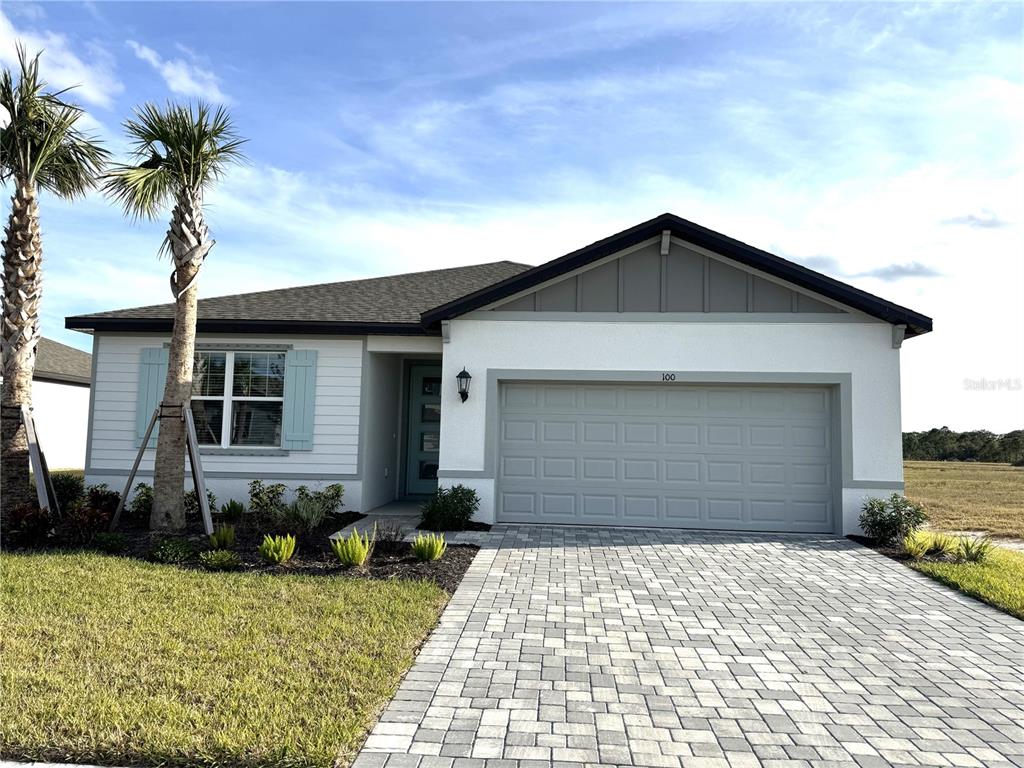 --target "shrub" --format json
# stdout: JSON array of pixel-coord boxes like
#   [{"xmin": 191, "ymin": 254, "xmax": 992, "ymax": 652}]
[
  {"xmin": 199, "ymin": 548, "xmax": 242, "ymax": 571},
  {"xmin": 218, "ymin": 499, "xmax": 245, "ymax": 523},
  {"xmin": 8, "ymin": 503, "xmax": 54, "ymax": 546},
  {"xmin": 926, "ymin": 532, "xmax": 958, "ymax": 558},
  {"xmin": 184, "ymin": 489, "xmax": 218, "ymax": 518},
  {"xmin": 258, "ymin": 534, "xmax": 296, "ymax": 564},
  {"xmin": 149, "ymin": 537, "xmax": 196, "ymax": 564},
  {"xmin": 249, "ymin": 480, "xmax": 287, "ymax": 521},
  {"xmin": 957, "ymin": 536, "xmax": 994, "ymax": 564},
  {"xmin": 209, "ymin": 524, "xmax": 236, "ymax": 549},
  {"xmin": 275, "ymin": 497, "xmax": 328, "ymax": 535},
  {"xmin": 411, "ymin": 532, "xmax": 446, "ymax": 562},
  {"xmin": 375, "ymin": 522, "xmax": 406, "ymax": 551},
  {"xmin": 902, "ymin": 531, "xmax": 930, "ymax": 560},
  {"xmin": 295, "ymin": 483, "xmax": 345, "ymax": 515},
  {"xmin": 64, "ymin": 503, "xmax": 113, "ymax": 545},
  {"xmin": 85, "ymin": 484, "xmax": 121, "ymax": 517},
  {"xmin": 127, "ymin": 483, "xmax": 154, "ymax": 524},
  {"xmin": 420, "ymin": 485, "xmax": 480, "ymax": 531},
  {"xmin": 50, "ymin": 471, "xmax": 85, "ymax": 514},
  {"xmin": 91, "ymin": 532, "xmax": 128, "ymax": 554},
  {"xmin": 330, "ymin": 526, "xmax": 375, "ymax": 567},
  {"xmin": 859, "ymin": 494, "xmax": 927, "ymax": 547}
]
